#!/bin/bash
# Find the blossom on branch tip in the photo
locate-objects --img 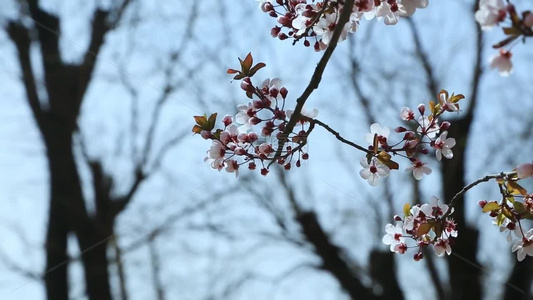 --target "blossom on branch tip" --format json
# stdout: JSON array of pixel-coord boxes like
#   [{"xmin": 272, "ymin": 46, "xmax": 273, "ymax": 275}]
[
  {"xmin": 434, "ymin": 238, "xmax": 452, "ymax": 257},
  {"xmin": 421, "ymin": 196, "xmax": 452, "ymax": 218}
]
